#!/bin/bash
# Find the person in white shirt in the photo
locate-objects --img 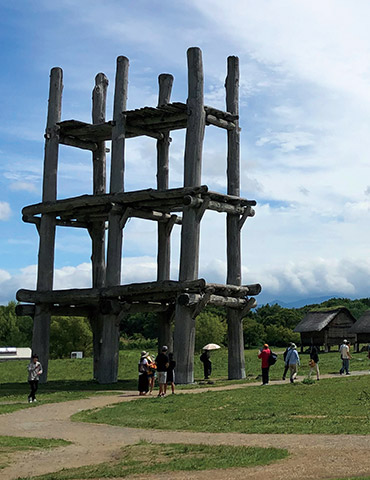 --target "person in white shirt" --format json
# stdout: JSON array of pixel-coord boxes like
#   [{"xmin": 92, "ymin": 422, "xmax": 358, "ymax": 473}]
[
  {"xmin": 27, "ymin": 354, "xmax": 43, "ymax": 403},
  {"xmin": 339, "ymin": 339, "xmax": 352, "ymax": 375}
]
